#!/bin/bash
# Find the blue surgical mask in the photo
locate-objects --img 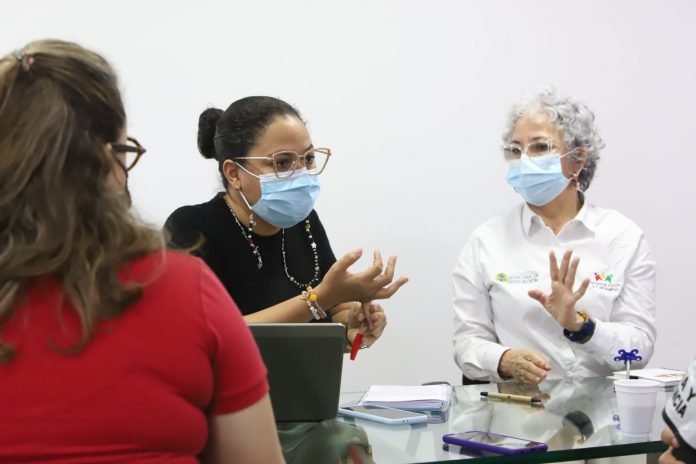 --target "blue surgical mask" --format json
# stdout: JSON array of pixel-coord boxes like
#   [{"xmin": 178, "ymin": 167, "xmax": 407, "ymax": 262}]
[
  {"xmin": 238, "ymin": 167, "xmax": 320, "ymax": 228},
  {"xmin": 506, "ymin": 152, "xmax": 577, "ymax": 206}
]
